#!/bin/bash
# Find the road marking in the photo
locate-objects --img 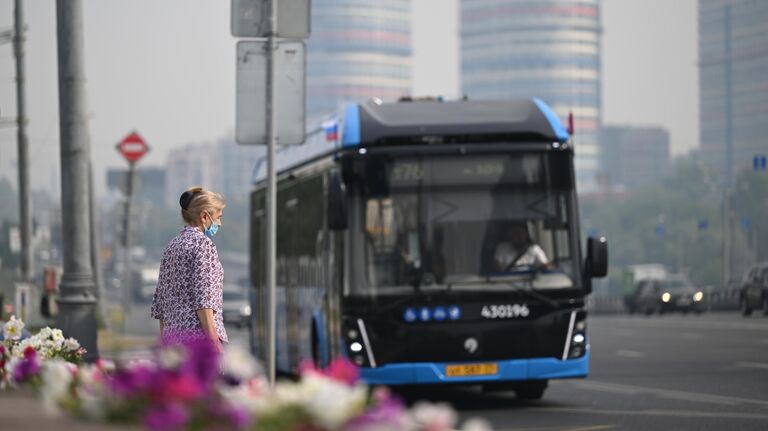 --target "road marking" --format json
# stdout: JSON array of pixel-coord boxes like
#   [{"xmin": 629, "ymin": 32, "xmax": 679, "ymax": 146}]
[
  {"xmin": 524, "ymin": 406, "xmax": 768, "ymax": 420},
  {"xmin": 735, "ymin": 361, "xmax": 768, "ymax": 370},
  {"xmin": 600, "ymin": 317, "xmax": 768, "ymax": 332},
  {"xmin": 496, "ymin": 426, "xmax": 617, "ymax": 431},
  {"xmin": 565, "ymin": 380, "xmax": 768, "ymax": 407},
  {"xmin": 615, "ymin": 349, "xmax": 646, "ymax": 358}
]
